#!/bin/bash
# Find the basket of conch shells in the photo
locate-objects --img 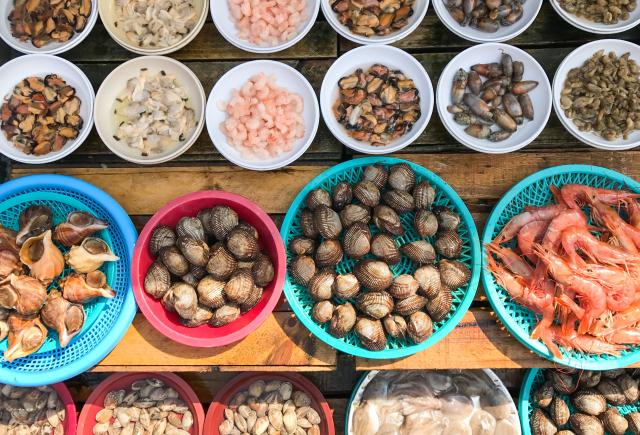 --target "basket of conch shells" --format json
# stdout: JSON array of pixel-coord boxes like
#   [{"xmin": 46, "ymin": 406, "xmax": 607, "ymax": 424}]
[
  {"xmin": 77, "ymin": 372, "xmax": 205, "ymax": 435},
  {"xmin": 132, "ymin": 190, "xmax": 286, "ymax": 347},
  {"xmin": 347, "ymin": 370, "xmax": 521, "ymax": 435},
  {"xmin": 0, "ymin": 174, "xmax": 136, "ymax": 386},
  {"xmin": 280, "ymin": 157, "xmax": 481, "ymax": 359},
  {"xmin": 204, "ymin": 372, "xmax": 335, "ymax": 435}
]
